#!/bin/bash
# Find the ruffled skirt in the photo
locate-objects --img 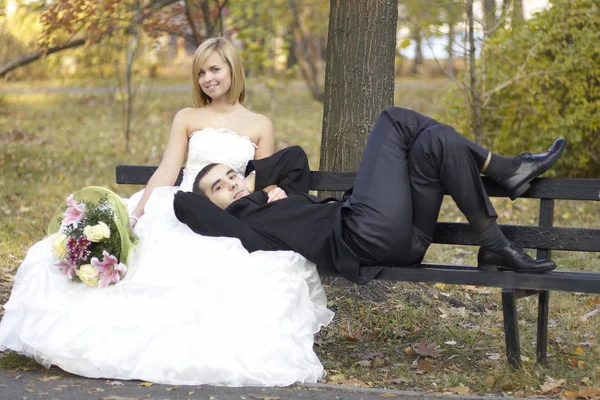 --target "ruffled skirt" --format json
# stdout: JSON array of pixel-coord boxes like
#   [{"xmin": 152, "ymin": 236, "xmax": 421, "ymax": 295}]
[{"xmin": 0, "ymin": 187, "xmax": 333, "ymax": 386}]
